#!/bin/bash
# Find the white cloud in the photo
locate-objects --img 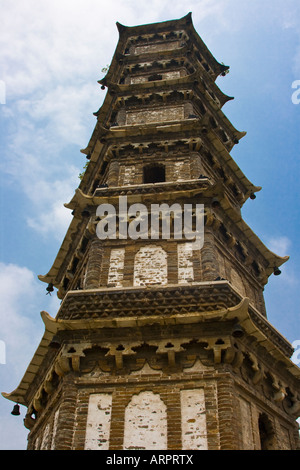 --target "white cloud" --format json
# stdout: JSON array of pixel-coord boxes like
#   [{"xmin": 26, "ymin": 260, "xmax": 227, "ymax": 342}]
[
  {"xmin": 16, "ymin": 83, "xmax": 100, "ymax": 146},
  {"xmin": 270, "ymin": 1, "xmax": 300, "ymax": 75},
  {"xmin": 1, "ymin": 0, "xmax": 232, "ymax": 242},
  {"xmin": 1, "ymin": 1, "xmax": 111, "ymax": 97},
  {"xmin": 1, "ymin": 0, "xmax": 300, "ymax": 450},
  {"xmin": 268, "ymin": 236, "xmax": 291, "ymax": 256},
  {"xmin": 0, "ymin": 0, "xmax": 231, "ymax": 99},
  {"xmin": 27, "ymin": 192, "xmax": 73, "ymax": 241},
  {"xmin": 0, "ymin": 261, "xmax": 60, "ymax": 384},
  {"xmin": 267, "ymin": 236, "xmax": 299, "ymax": 287},
  {"xmin": 1, "ymin": 116, "xmax": 80, "ymax": 240},
  {"xmin": 0, "ymin": 261, "xmax": 60, "ymax": 449},
  {"xmin": 0, "ymin": 263, "xmax": 43, "ymax": 376}
]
